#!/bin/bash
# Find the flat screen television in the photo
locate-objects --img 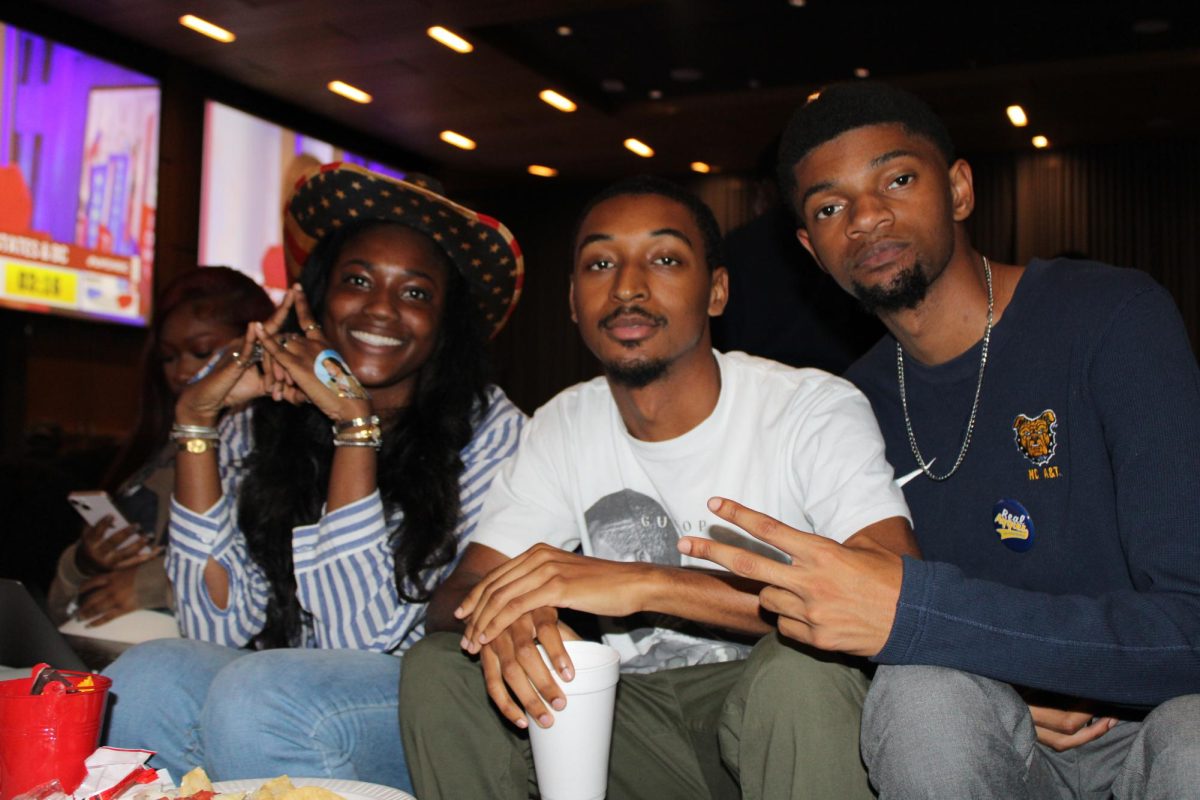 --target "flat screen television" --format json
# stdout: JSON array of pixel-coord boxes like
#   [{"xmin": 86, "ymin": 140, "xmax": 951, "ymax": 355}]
[
  {"xmin": 199, "ymin": 100, "xmax": 406, "ymax": 300},
  {"xmin": 0, "ymin": 22, "xmax": 160, "ymax": 326}
]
